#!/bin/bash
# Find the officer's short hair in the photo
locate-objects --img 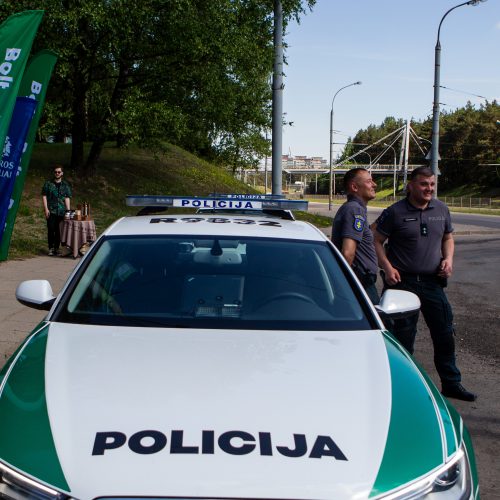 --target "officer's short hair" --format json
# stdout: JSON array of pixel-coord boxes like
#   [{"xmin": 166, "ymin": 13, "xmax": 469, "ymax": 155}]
[
  {"xmin": 409, "ymin": 166, "xmax": 434, "ymax": 180},
  {"xmin": 343, "ymin": 167, "xmax": 368, "ymax": 191}
]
